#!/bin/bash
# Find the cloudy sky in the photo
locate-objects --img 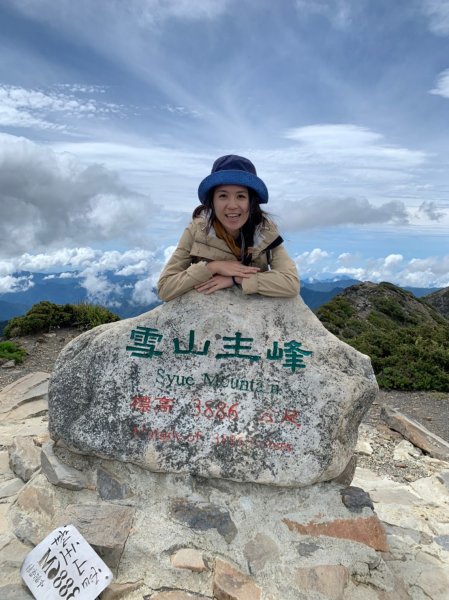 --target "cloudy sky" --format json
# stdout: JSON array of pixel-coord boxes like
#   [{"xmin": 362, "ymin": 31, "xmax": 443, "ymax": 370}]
[{"xmin": 1, "ymin": 0, "xmax": 449, "ymax": 302}]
